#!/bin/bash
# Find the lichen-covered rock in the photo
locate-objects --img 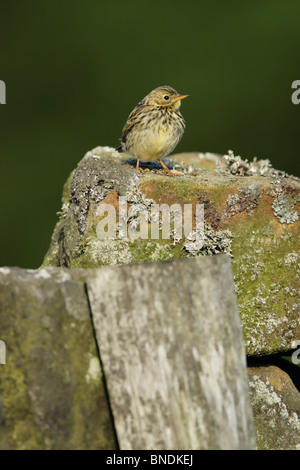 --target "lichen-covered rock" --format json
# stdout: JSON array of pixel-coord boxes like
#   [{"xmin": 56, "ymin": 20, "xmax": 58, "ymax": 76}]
[
  {"xmin": 248, "ymin": 365, "xmax": 300, "ymax": 450},
  {"xmin": 43, "ymin": 147, "xmax": 300, "ymax": 356},
  {"xmin": 0, "ymin": 267, "xmax": 116, "ymax": 450}
]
